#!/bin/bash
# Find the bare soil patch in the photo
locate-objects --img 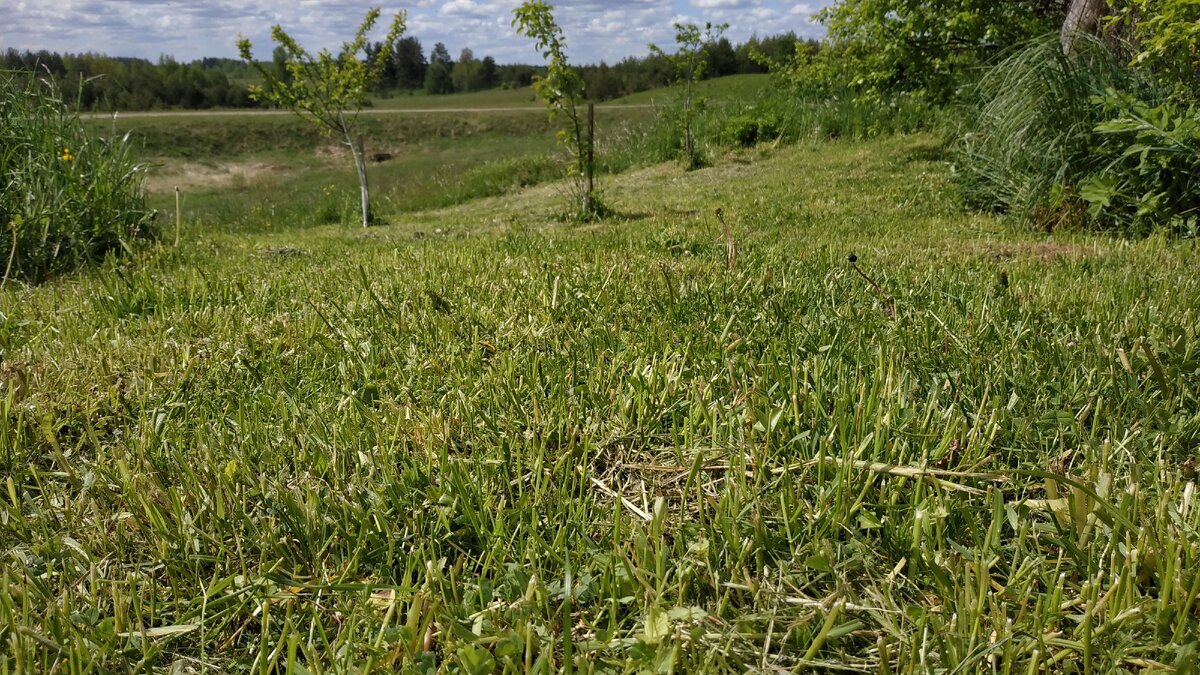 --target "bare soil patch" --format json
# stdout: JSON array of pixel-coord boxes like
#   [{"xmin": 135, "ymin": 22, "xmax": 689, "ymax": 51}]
[{"xmin": 143, "ymin": 161, "xmax": 289, "ymax": 193}]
